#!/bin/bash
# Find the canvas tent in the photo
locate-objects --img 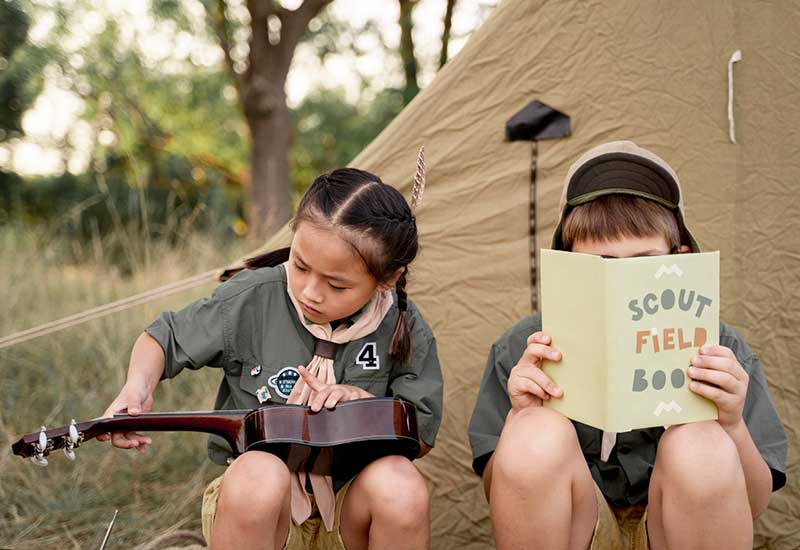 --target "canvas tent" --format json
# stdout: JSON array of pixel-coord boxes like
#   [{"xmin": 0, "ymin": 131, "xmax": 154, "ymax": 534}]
[{"xmin": 233, "ymin": 1, "xmax": 800, "ymax": 547}]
